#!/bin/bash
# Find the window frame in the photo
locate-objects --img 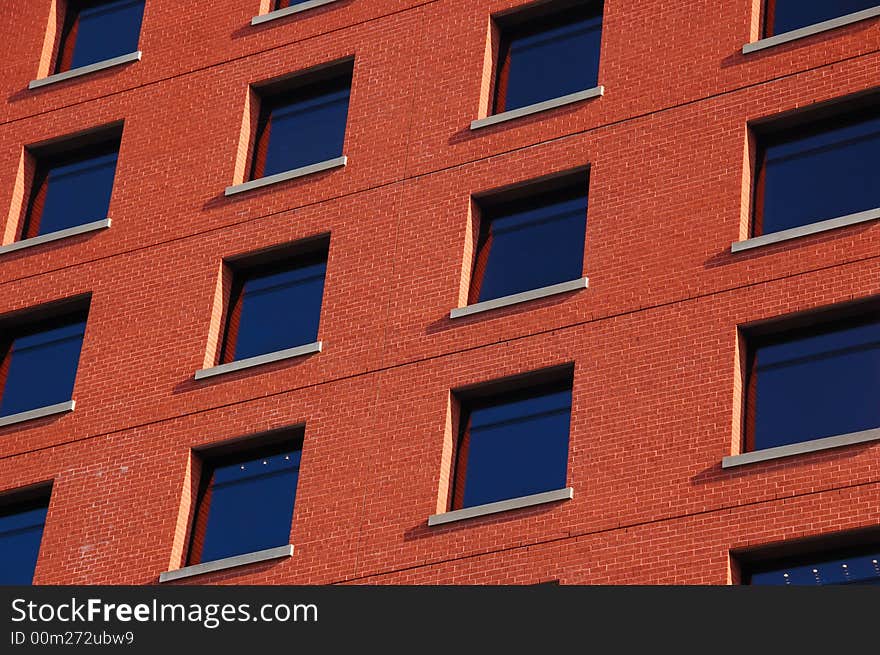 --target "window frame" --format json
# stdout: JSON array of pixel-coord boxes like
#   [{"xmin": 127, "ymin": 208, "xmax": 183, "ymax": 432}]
[
  {"xmin": 54, "ymin": 0, "xmax": 145, "ymax": 74},
  {"xmin": 0, "ymin": 484, "xmax": 52, "ymax": 586}
]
